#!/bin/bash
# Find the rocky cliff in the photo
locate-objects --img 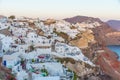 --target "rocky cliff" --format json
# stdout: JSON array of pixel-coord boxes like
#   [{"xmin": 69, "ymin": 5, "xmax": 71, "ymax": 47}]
[
  {"xmin": 105, "ymin": 32, "xmax": 120, "ymax": 45},
  {"xmin": 64, "ymin": 16, "xmax": 120, "ymax": 80}
]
